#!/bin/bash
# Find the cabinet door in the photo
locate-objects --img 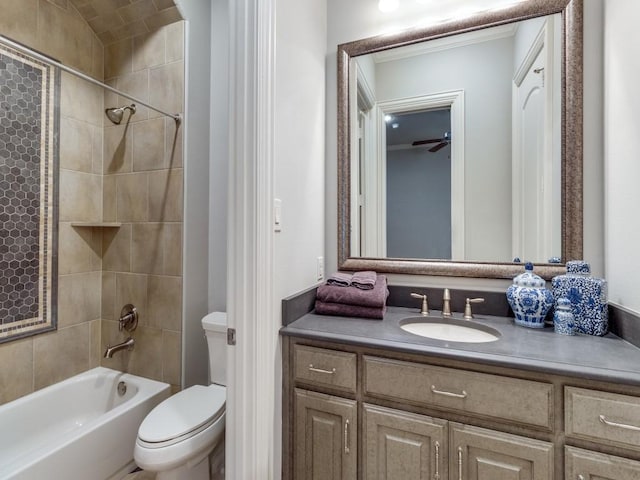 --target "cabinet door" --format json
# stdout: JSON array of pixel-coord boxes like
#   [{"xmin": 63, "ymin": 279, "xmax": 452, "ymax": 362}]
[
  {"xmin": 450, "ymin": 422, "xmax": 553, "ymax": 480},
  {"xmin": 294, "ymin": 388, "xmax": 357, "ymax": 480},
  {"xmin": 363, "ymin": 404, "xmax": 447, "ymax": 480},
  {"xmin": 566, "ymin": 446, "xmax": 640, "ymax": 480}
]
